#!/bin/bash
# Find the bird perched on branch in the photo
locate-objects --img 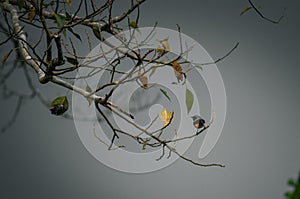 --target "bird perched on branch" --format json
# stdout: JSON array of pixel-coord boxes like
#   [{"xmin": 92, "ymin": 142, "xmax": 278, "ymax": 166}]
[{"xmin": 191, "ymin": 115, "xmax": 206, "ymax": 134}]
